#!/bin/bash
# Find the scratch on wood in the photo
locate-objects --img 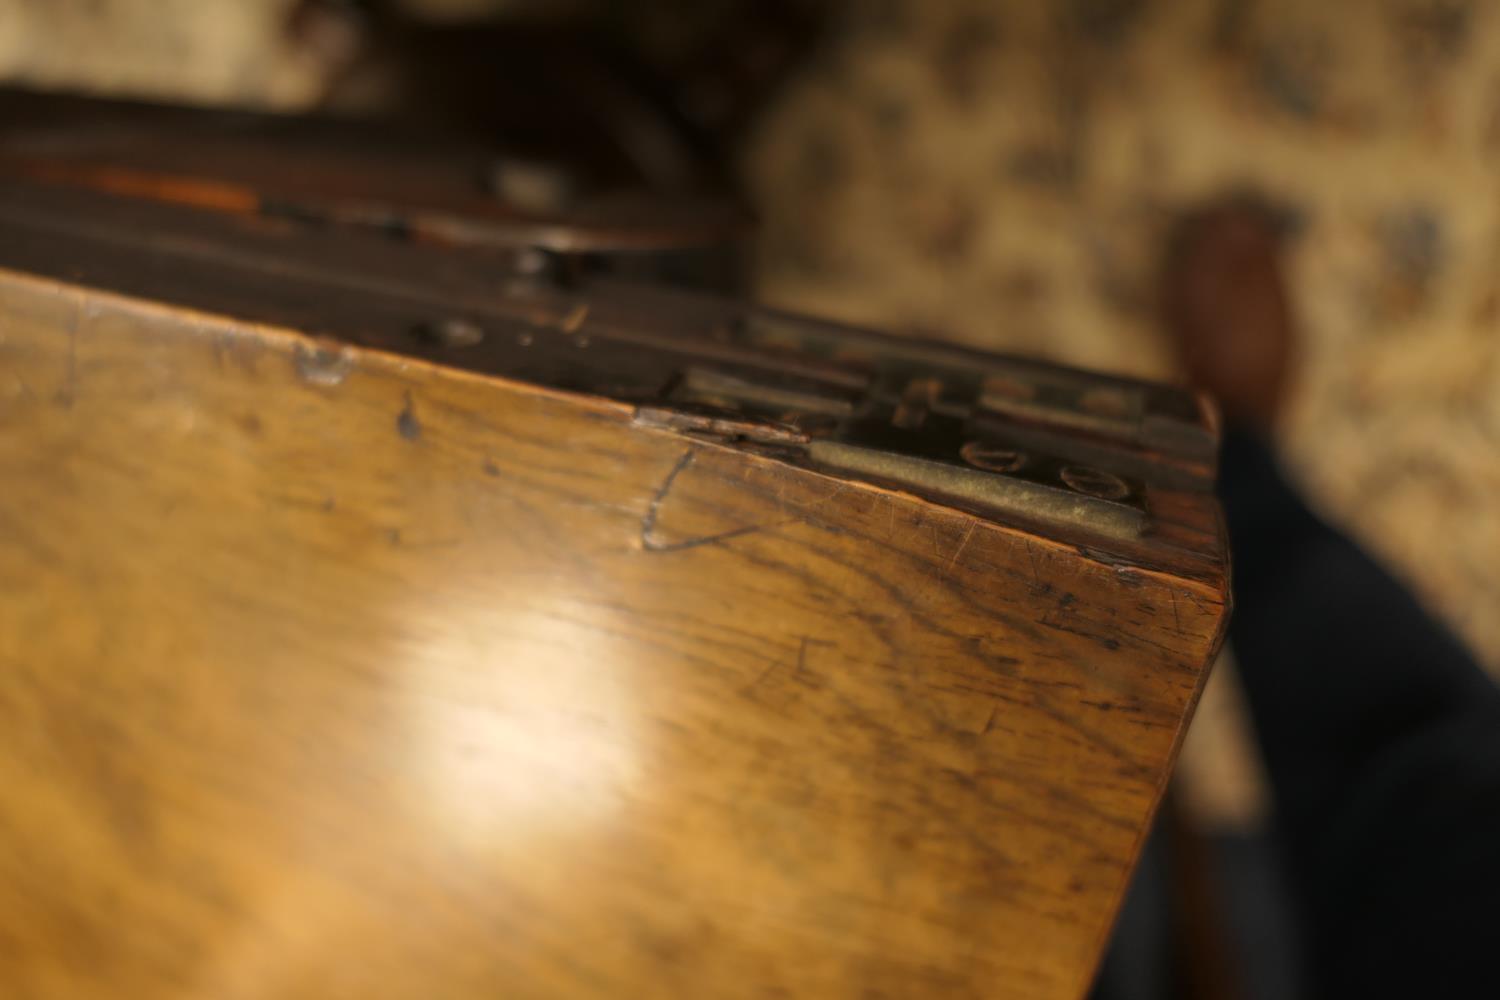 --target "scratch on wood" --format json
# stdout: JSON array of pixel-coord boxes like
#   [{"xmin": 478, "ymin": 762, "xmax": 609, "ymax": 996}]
[
  {"xmin": 641, "ymin": 450, "xmax": 791, "ymax": 554},
  {"xmin": 1180, "ymin": 589, "xmax": 1213, "ymax": 615},
  {"xmin": 1024, "ymin": 539, "xmax": 1043, "ymax": 589},
  {"xmin": 788, "ymin": 482, "xmax": 847, "ymax": 511},
  {"xmin": 947, "ymin": 520, "xmax": 977, "ymax": 573},
  {"xmin": 742, "ymin": 657, "xmax": 780, "ymax": 695},
  {"xmin": 744, "ymin": 632, "xmax": 828, "ymax": 695},
  {"xmin": 742, "ymin": 635, "xmax": 833, "ymax": 698},
  {"xmin": 1169, "ymin": 589, "xmax": 1182, "ymax": 635}
]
